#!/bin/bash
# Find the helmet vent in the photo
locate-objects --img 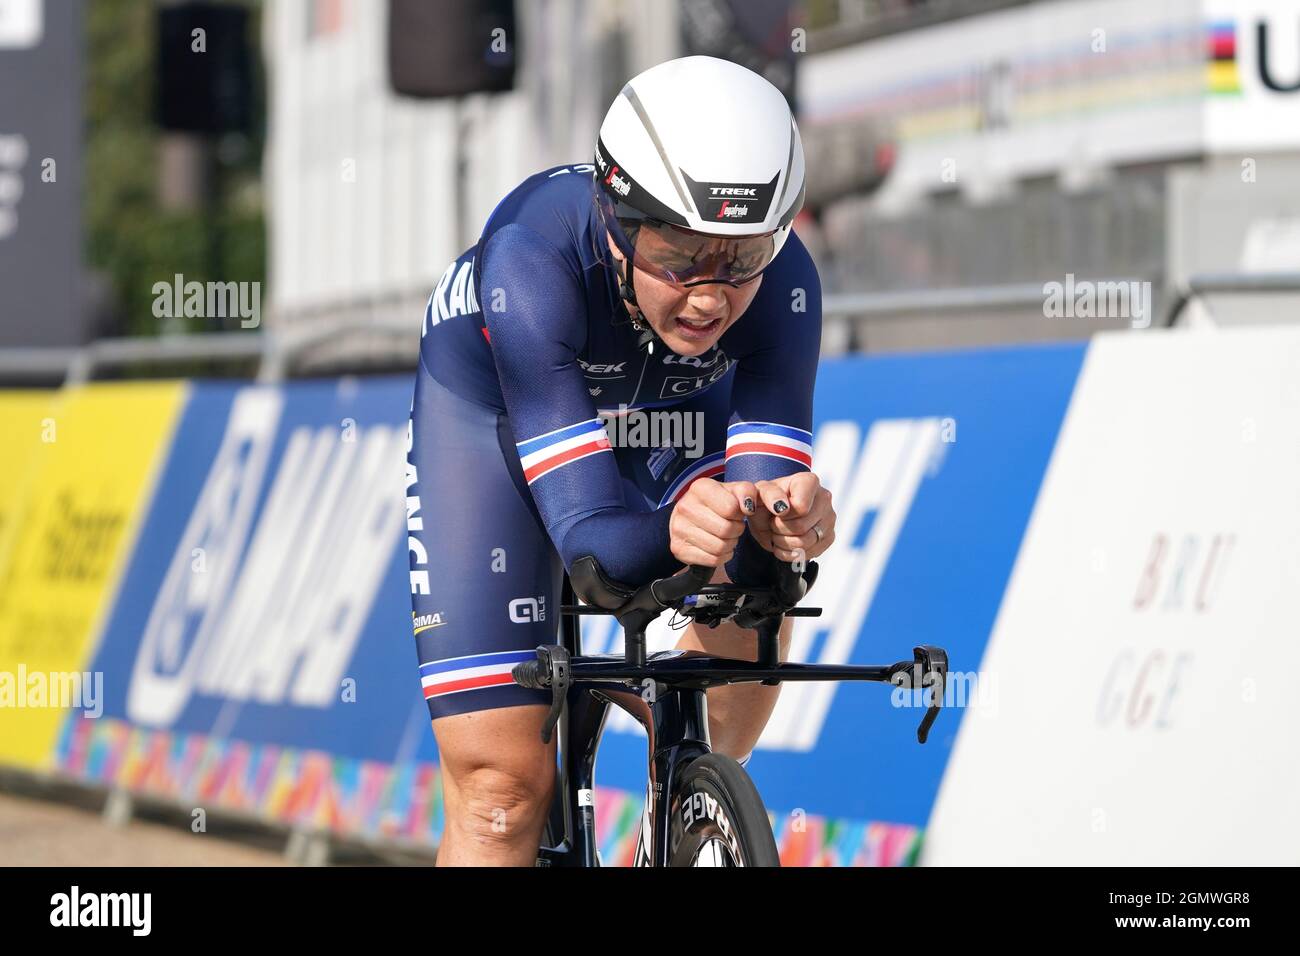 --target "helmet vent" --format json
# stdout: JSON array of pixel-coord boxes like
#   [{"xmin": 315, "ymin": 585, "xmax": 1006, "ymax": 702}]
[{"xmin": 620, "ymin": 83, "xmax": 698, "ymax": 220}]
